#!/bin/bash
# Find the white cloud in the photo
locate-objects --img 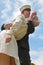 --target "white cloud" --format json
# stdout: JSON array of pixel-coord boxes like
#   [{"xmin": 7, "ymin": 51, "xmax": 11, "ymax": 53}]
[
  {"xmin": 10, "ymin": 10, "xmax": 20, "ymax": 21},
  {"xmin": 38, "ymin": 8, "xmax": 43, "ymax": 13},
  {"xmin": 2, "ymin": 0, "xmax": 12, "ymax": 10},
  {"xmin": 30, "ymin": 50, "xmax": 38, "ymax": 56},
  {"xmin": 37, "ymin": 35, "xmax": 43, "ymax": 40},
  {"xmin": 18, "ymin": 0, "xmax": 31, "ymax": 4},
  {"xmin": 19, "ymin": 0, "xmax": 26, "ymax": 2},
  {"xmin": 1, "ymin": 0, "xmax": 12, "ymax": 19},
  {"xmin": 17, "ymin": 0, "xmax": 32, "ymax": 9},
  {"xmin": 37, "ymin": 0, "xmax": 43, "ymax": 14},
  {"xmin": 33, "ymin": 53, "xmax": 43, "ymax": 65},
  {"xmin": 29, "ymin": 33, "xmax": 36, "ymax": 38},
  {"xmin": 38, "ymin": 0, "xmax": 43, "ymax": 5},
  {"xmin": 30, "ymin": 48, "xmax": 43, "ymax": 65}
]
